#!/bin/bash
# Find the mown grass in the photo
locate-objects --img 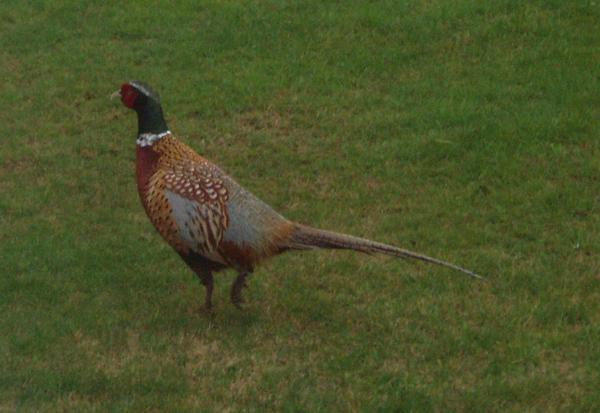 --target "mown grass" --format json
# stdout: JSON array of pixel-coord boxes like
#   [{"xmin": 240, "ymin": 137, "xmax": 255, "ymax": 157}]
[{"xmin": 1, "ymin": 0, "xmax": 599, "ymax": 411}]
